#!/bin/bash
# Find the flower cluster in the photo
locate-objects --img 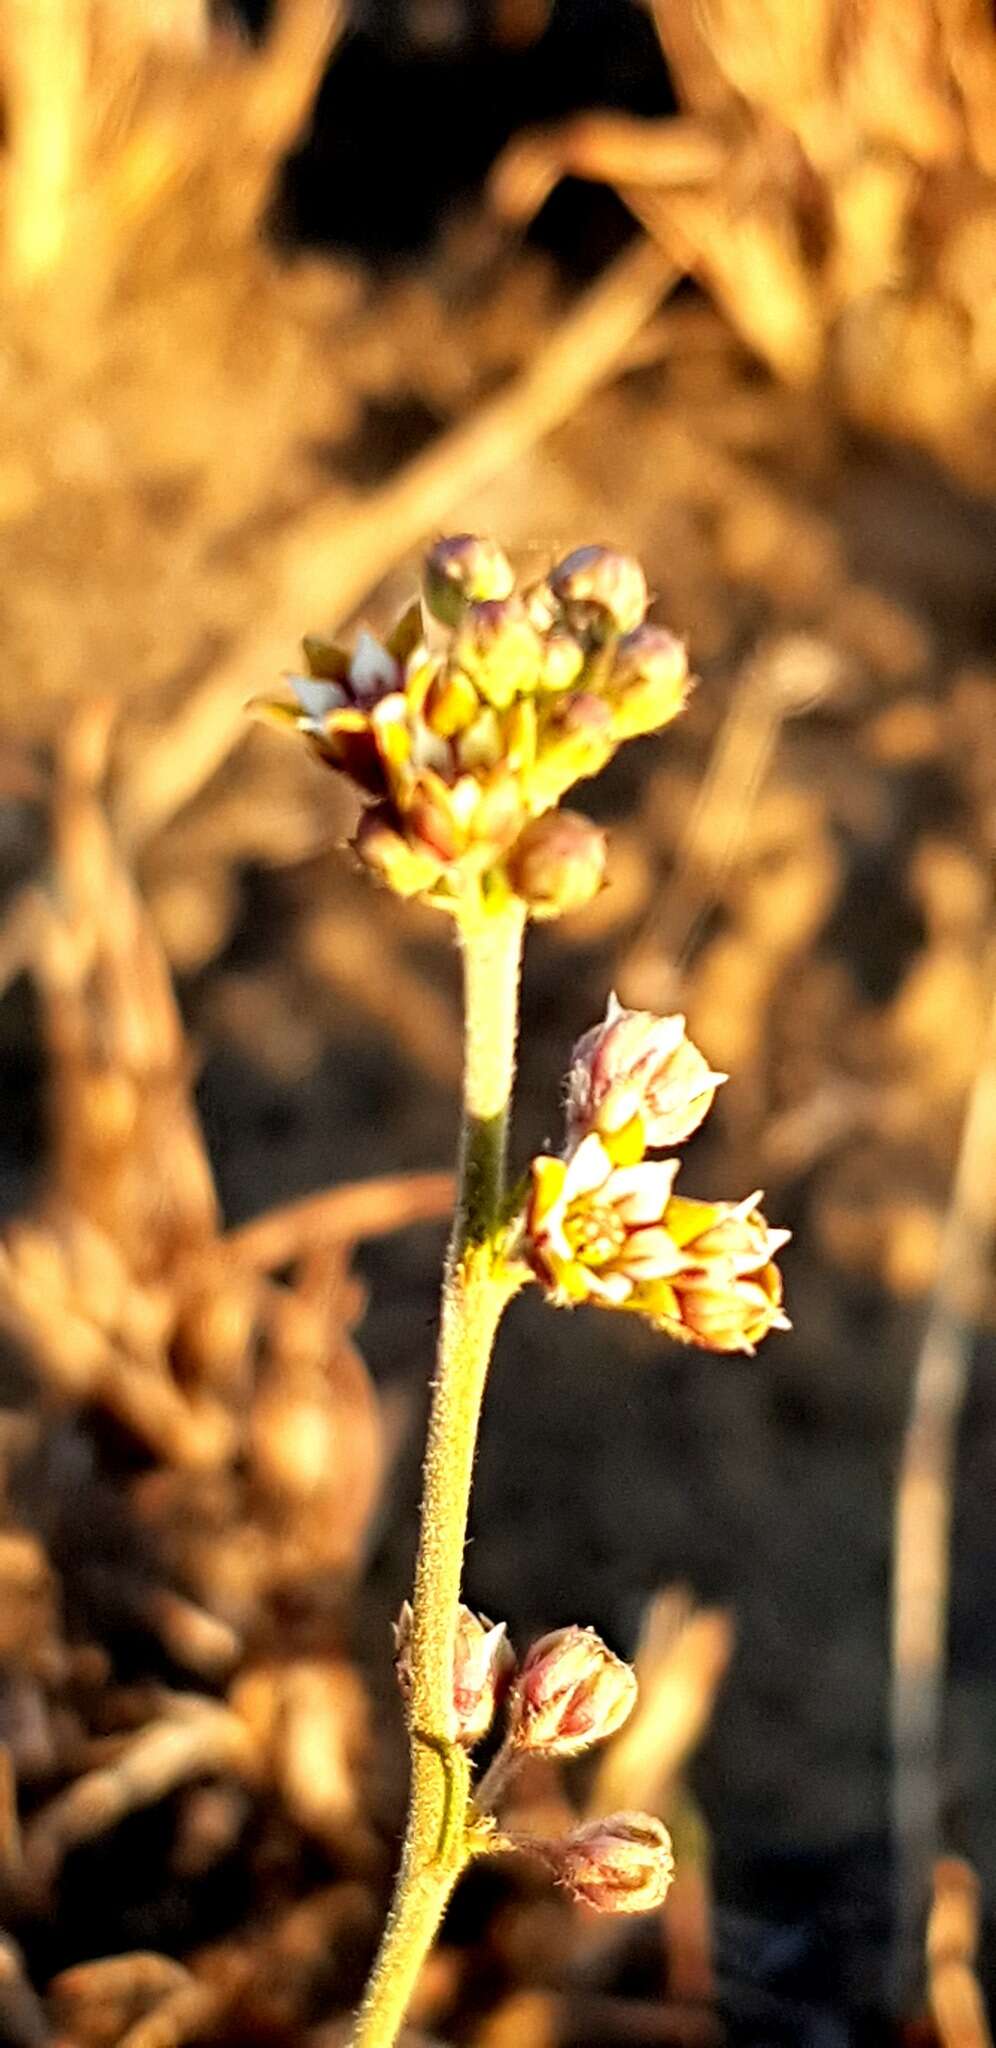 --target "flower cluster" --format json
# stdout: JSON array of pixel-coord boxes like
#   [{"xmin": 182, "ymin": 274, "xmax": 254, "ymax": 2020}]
[
  {"xmin": 393, "ymin": 1606, "xmax": 635, "ymax": 1761},
  {"xmin": 523, "ymin": 998, "xmax": 790, "ymax": 1354},
  {"xmin": 393, "ymin": 1604, "xmax": 673, "ymax": 1915},
  {"xmin": 253, "ymin": 536, "xmax": 689, "ymax": 917}
]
